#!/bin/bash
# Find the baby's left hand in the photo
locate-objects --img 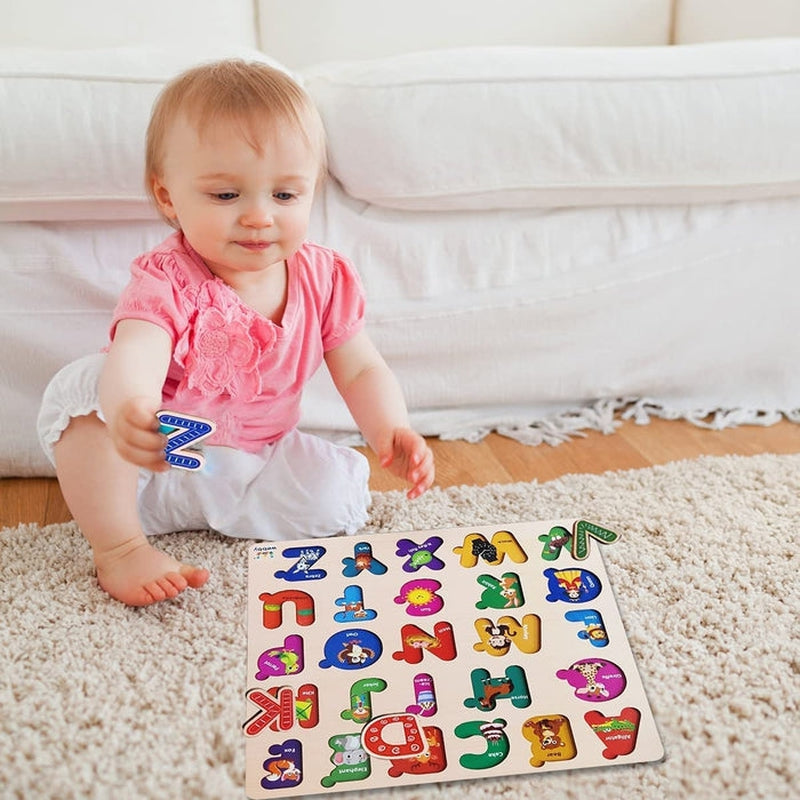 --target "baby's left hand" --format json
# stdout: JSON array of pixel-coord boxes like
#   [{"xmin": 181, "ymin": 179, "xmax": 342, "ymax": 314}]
[{"xmin": 379, "ymin": 428, "xmax": 435, "ymax": 499}]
